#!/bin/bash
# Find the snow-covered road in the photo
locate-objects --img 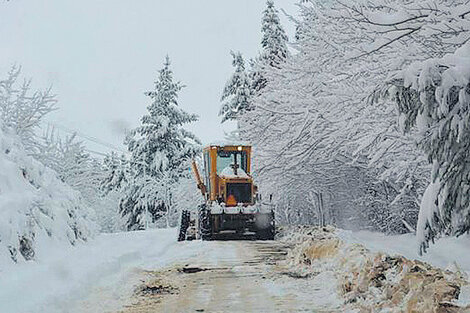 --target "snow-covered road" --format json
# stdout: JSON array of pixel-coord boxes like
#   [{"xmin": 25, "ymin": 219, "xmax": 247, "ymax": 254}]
[
  {"xmin": 117, "ymin": 240, "xmax": 341, "ymax": 312},
  {"xmin": 3, "ymin": 227, "xmax": 470, "ymax": 313},
  {"xmin": 1, "ymin": 228, "xmax": 342, "ymax": 313}
]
